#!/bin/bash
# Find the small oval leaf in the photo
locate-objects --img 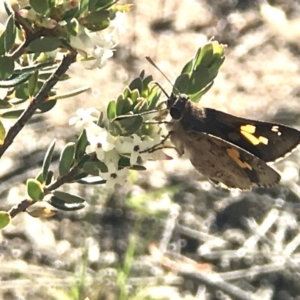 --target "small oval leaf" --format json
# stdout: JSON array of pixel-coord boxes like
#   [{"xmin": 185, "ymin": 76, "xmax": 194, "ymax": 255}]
[
  {"xmin": 0, "ymin": 72, "xmax": 33, "ymax": 88},
  {"xmin": 75, "ymin": 129, "xmax": 88, "ymax": 162},
  {"xmin": 29, "ymin": 0, "xmax": 49, "ymax": 14},
  {"xmin": 29, "ymin": 36, "xmax": 61, "ymax": 53},
  {"xmin": 0, "ymin": 211, "xmax": 11, "ymax": 229},
  {"xmin": 38, "ymin": 100, "xmax": 57, "ymax": 113},
  {"xmin": 27, "ymin": 178, "xmax": 44, "ymax": 201},
  {"xmin": 59, "ymin": 142, "xmax": 75, "ymax": 176},
  {"xmin": 86, "ymin": 10, "xmax": 109, "ymax": 24},
  {"xmin": 49, "ymin": 191, "xmax": 86, "ymax": 211},
  {"xmin": 53, "ymin": 191, "xmax": 85, "ymax": 203},
  {"xmin": 110, "ymin": 114, "xmax": 143, "ymax": 136},
  {"xmin": 0, "ymin": 56, "xmax": 14, "ymax": 80},
  {"xmin": 0, "ymin": 119, "xmax": 6, "ymax": 145},
  {"xmin": 42, "ymin": 139, "xmax": 56, "ymax": 181},
  {"xmin": 1, "ymin": 109, "xmax": 25, "ymax": 119},
  {"xmin": 107, "ymin": 100, "xmax": 116, "ymax": 120},
  {"xmin": 4, "ymin": 14, "xmax": 16, "ymax": 53},
  {"xmin": 129, "ymin": 77, "xmax": 143, "ymax": 93},
  {"xmin": 28, "ymin": 70, "xmax": 39, "ymax": 96}
]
